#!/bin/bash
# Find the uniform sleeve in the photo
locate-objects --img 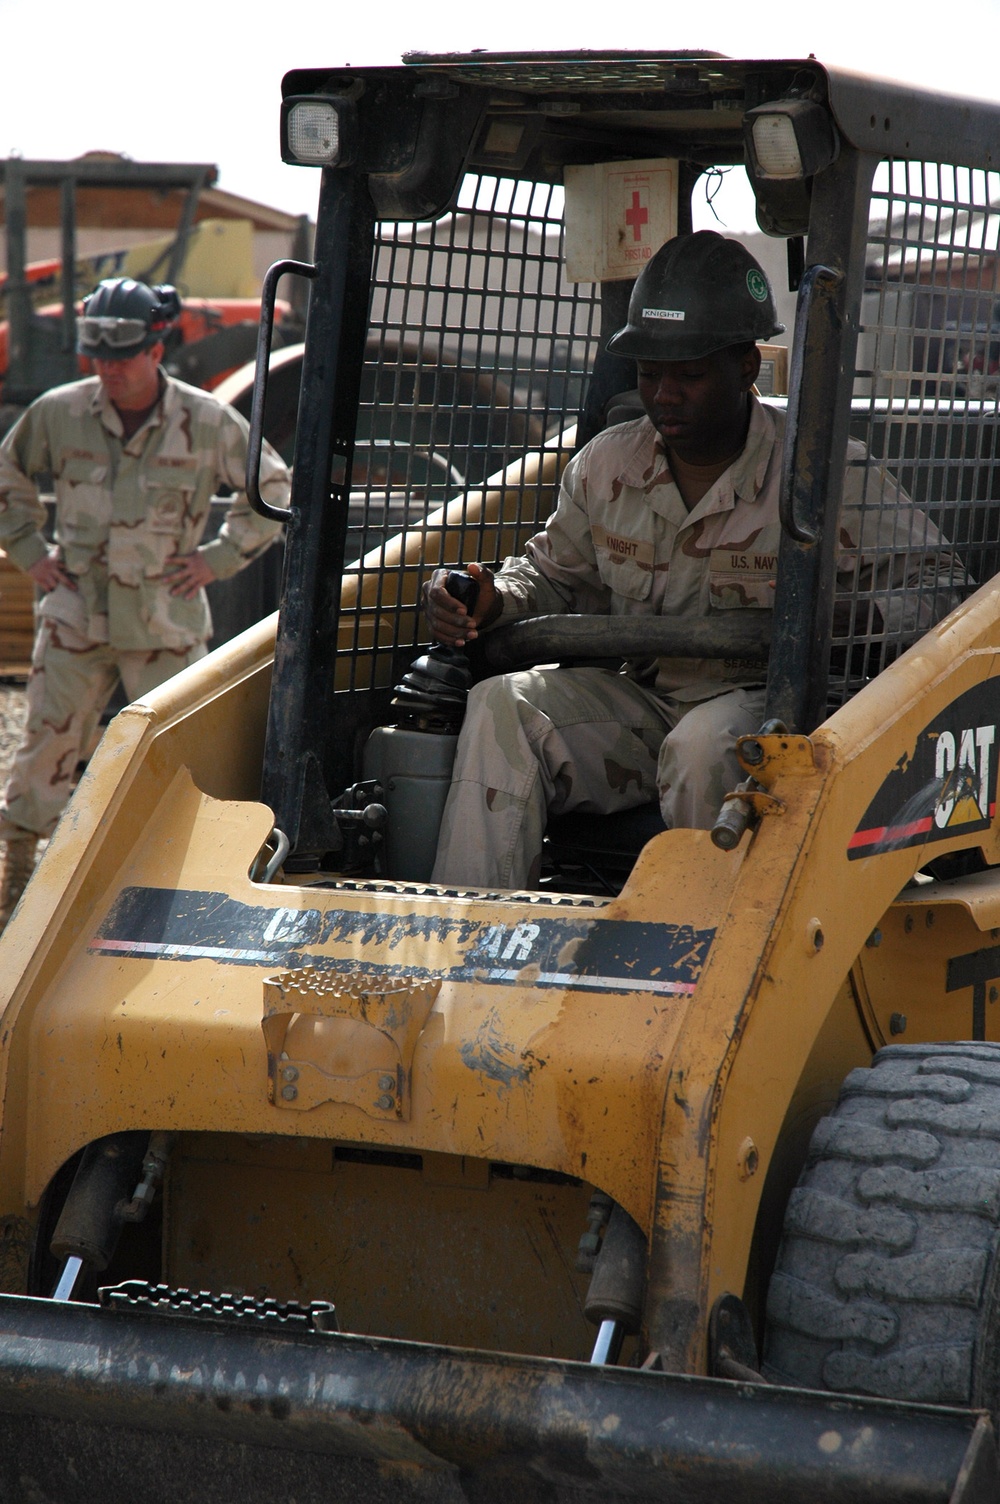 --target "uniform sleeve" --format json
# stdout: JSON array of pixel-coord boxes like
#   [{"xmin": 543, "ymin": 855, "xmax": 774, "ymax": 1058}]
[
  {"xmin": 196, "ymin": 404, "xmax": 290, "ymax": 580},
  {"xmin": 0, "ymin": 404, "xmax": 55, "ymax": 574},
  {"xmin": 835, "ymin": 442, "xmax": 964, "ymax": 638},
  {"xmin": 490, "ymin": 445, "xmax": 612, "ymax": 624}
]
